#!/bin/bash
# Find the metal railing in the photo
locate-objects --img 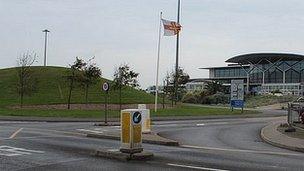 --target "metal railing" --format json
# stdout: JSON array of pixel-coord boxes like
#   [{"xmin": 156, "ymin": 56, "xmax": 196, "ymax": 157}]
[{"xmin": 287, "ymin": 97, "xmax": 304, "ymax": 125}]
